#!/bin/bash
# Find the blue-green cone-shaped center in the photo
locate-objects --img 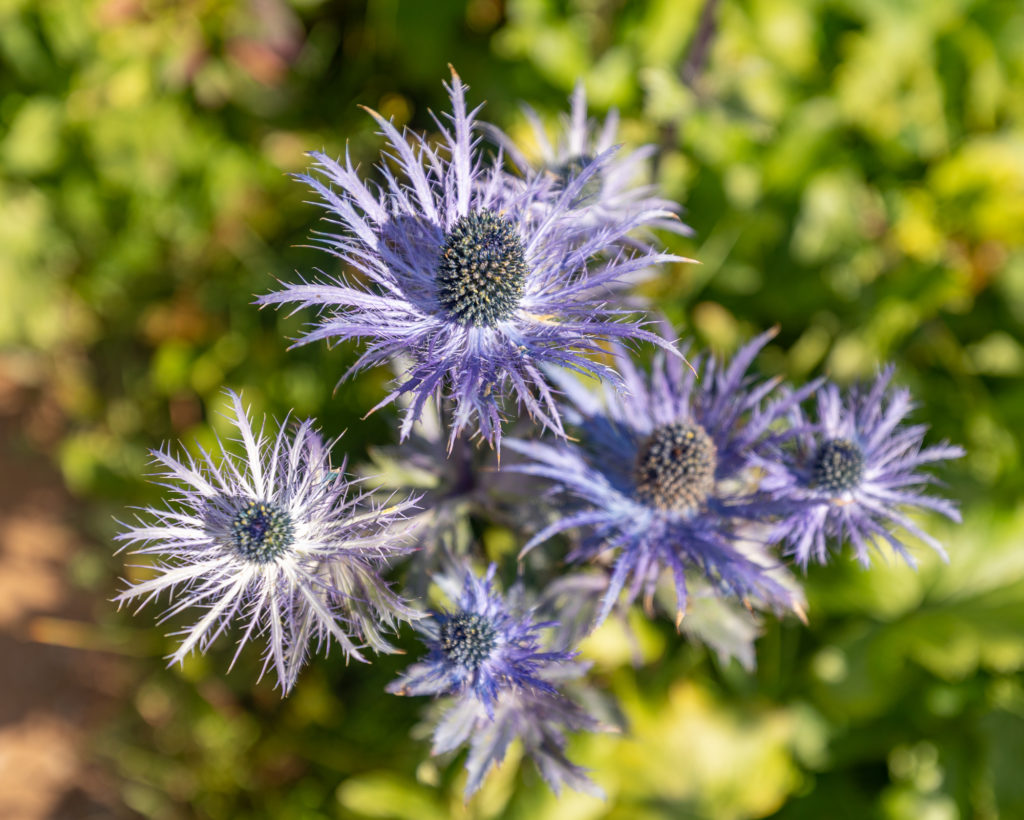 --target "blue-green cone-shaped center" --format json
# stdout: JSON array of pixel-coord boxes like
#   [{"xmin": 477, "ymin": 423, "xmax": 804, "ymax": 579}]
[
  {"xmin": 550, "ymin": 153, "xmax": 603, "ymax": 203},
  {"xmin": 440, "ymin": 612, "xmax": 498, "ymax": 669},
  {"xmin": 436, "ymin": 209, "xmax": 528, "ymax": 326},
  {"xmin": 230, "ymin": 500, "xmax": 295, "ymax": 563},
  {"xmin": 812, "ymin": 438, "xmax": 865, "ymax": 494},
  {"xmin": 634, "ymin": 421, "xmax": 718, "ymax": 513}
]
